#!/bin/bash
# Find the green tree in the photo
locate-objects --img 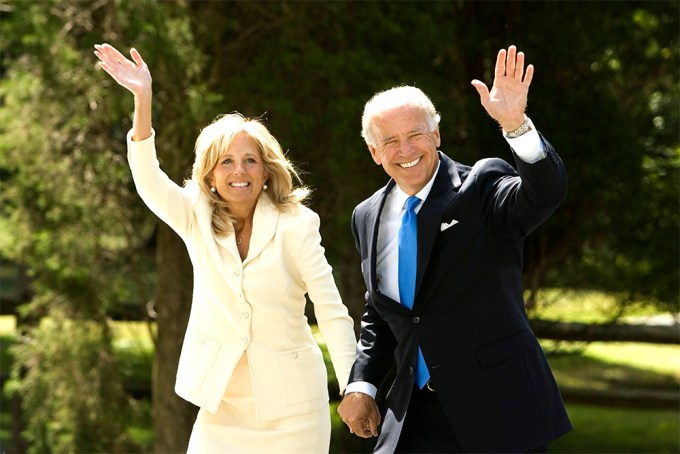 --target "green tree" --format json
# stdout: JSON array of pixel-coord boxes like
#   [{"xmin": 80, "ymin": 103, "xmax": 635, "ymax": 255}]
[{"xmin": 0, "ymin": 1, "xmax": 148, "ymax": 451}]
